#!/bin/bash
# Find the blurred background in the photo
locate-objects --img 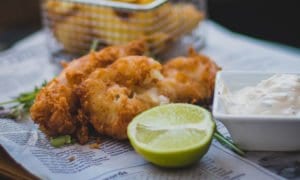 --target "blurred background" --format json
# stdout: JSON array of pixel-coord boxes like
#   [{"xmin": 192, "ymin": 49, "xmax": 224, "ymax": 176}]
[{"xmin": 0, "ymin": 0, "xmax": 299, "ymax": 51}]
